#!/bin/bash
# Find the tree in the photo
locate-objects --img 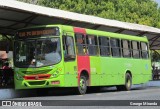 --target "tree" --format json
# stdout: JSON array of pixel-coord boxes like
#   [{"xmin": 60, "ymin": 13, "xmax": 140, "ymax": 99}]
[
  {"xmin": 0, "ymin": 35, "xmax": 8, "ymax": 41},
  {"xmin": 151, "ymin": 50, "xmax": 160, "ymax": 62}
]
